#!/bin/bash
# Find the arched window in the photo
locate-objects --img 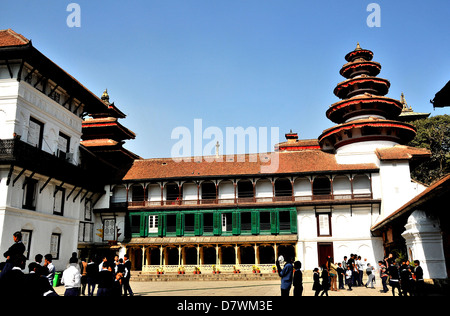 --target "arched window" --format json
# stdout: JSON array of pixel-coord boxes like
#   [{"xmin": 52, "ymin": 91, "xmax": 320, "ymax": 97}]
[
  {"xmin": 313, "ymin": 176, "xmax": 331, "ymax": 199},
  {"xmin": 333, "ymin": 175, "xmax": 351, "ymax": 199},
  {"xmin": 237, "ymin": 179, "xmax": 253, "ymax": 200},
  {"xmin": 201, "ymin": 181, "xmax": 216, "ymax": 202},
  {"xmin": 353, "ymin": 174, "xmax": 371, "ymax": 198},
  {"xmin": 165, "ymin": 182, "xmax": 180, "ymax": 203},
  {"xmin": 275, "ymin": 178, "xmax": 292, "ymax": 197}
]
